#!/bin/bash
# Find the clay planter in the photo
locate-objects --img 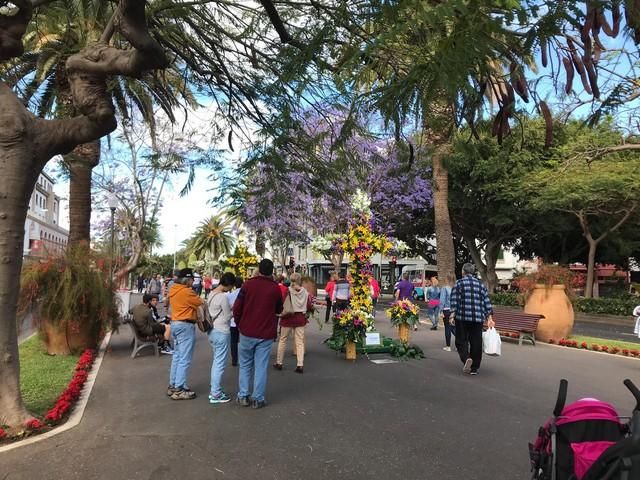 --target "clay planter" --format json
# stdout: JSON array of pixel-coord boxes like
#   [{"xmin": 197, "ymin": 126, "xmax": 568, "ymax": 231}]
[
  {"xmin": 524, "ymin": 284, "xmax": 575, "ymax": 343},
  {"xmin": 41, "ymin": 319, "xmax": 98, "ymax": 355},
  {"xmin": 345, "ymin": 340, "xmax": 357, "ymax": 360},
  {"xmin": 398, "ymin": 324, "xmax": 410, "ymax": 344}
]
